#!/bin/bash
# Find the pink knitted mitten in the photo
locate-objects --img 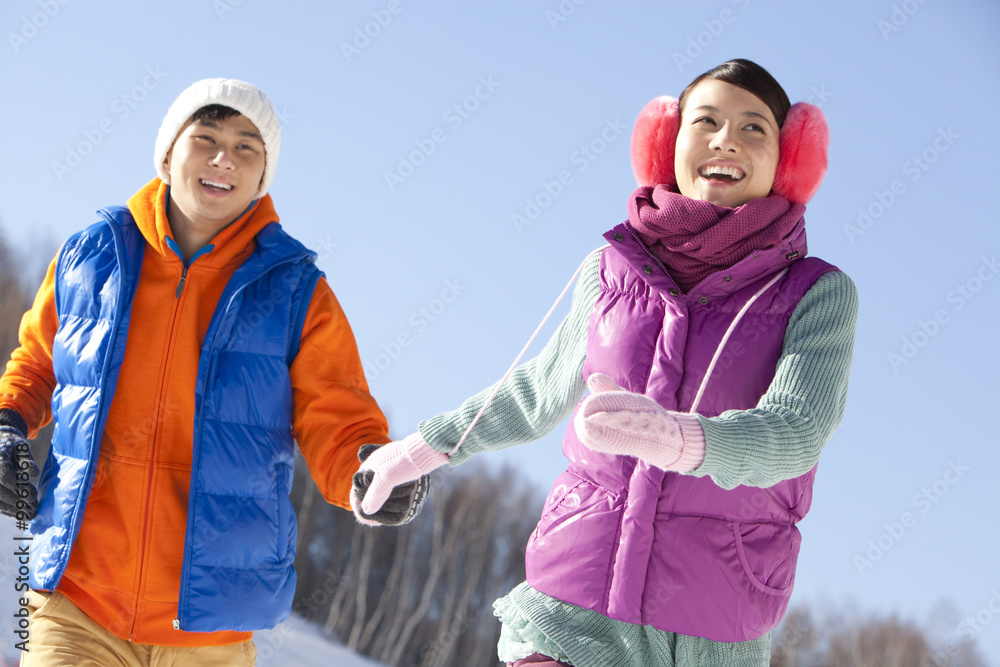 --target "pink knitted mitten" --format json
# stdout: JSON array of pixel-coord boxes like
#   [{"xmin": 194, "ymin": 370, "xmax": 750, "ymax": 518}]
[
  {"xmin": 351, "ymin": 433, "xmax": 449, "ymax": 526},
  {"xmin": 574, "ymin": 374, "xmax": 705, "ymax": 472}
]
